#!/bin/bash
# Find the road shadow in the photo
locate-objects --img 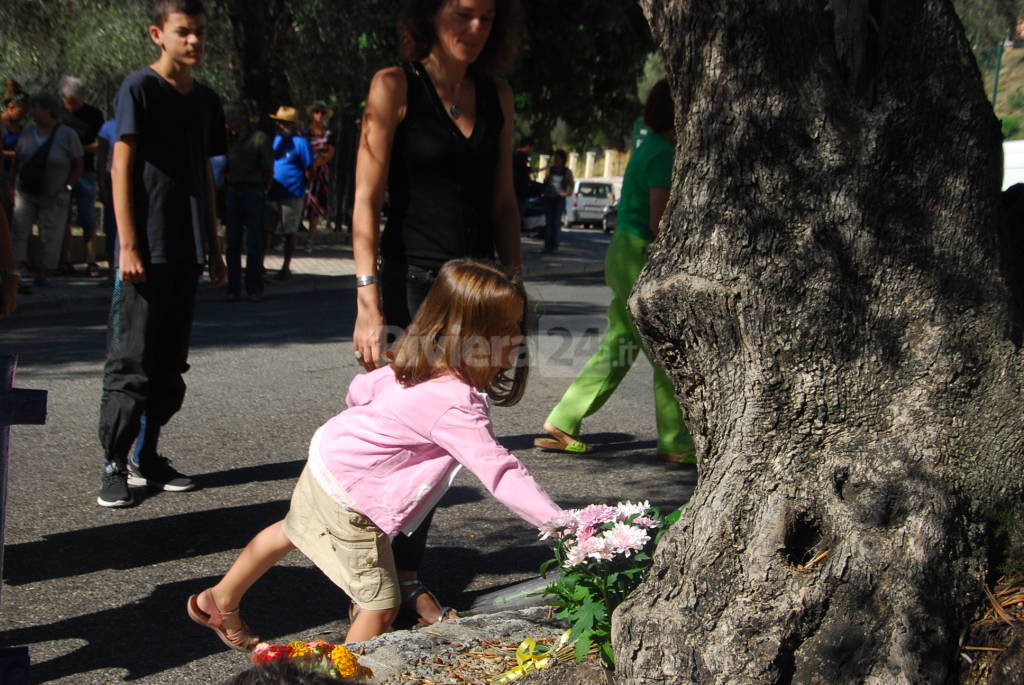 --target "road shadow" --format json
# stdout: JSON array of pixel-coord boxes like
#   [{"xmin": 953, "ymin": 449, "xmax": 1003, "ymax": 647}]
[
  {"xmin": 3, "ymin": 500, "xmax": 290, "ymax": 586},
  {"xmin": 0, "ymin": 289, "xmax": 358, "ymax": 370},
  {"xmin": 1, "ymin": 566, "xmax": 346, "ymax": 683},
  {"xmin": 197, "ymin": 460, "xmax": 305, "ymax": 489},
  {"xmin": 498, "ymin": 431, "xmax": 637, "ymax": 452}
]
